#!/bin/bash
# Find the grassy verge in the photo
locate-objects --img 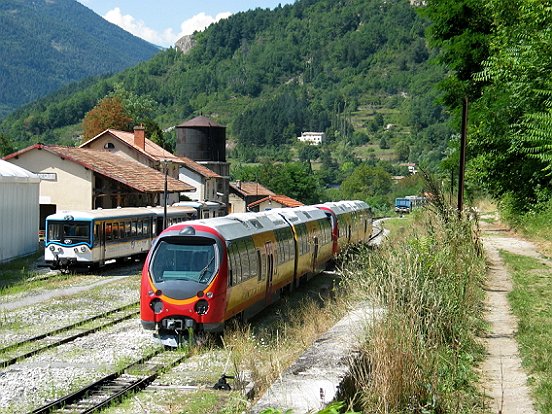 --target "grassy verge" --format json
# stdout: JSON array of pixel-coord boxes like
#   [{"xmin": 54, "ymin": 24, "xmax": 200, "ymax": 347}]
[
  {"xmin": 516, "ymin": 207, "xmax": 552, "ymax": 258},
  {"xmin": 501, "ymin": 251, "xmax": 552, "ymax": 413},
  {"xmin": 340, "ymin": 203, "xmax": 488, "ymax": 412}
]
